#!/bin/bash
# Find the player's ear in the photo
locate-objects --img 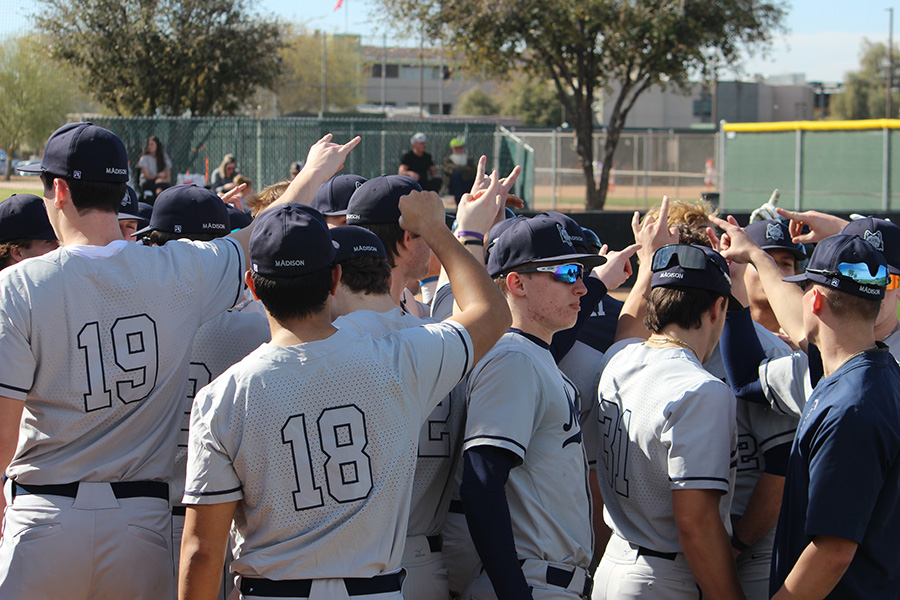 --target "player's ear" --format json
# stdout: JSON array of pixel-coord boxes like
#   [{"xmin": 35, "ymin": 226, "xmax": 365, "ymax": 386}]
[
  {"xmin": 244, "ymin": 271, "xmax": 260, "ymax": 300},
  {"xmin": 505, "ymin": 271, "xmax": 527, "ymax": 298},
  {"xmin": 52, "ymin": 178, "xmax": 70, "ymax": 209},
  {"xmin": 330, "ymin": 264, "xmax": 342, "ymax": 296},
  {"xmin": 707, "ymin": 295, "xmax": 726, "ymax": 324},
  {"xmin": 811, "ymin": 287, "xmax": 824, "ymax": 315},
  {"xmin": 8, "ymin": 245, "xmax": 25, "ymax": 264}
]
